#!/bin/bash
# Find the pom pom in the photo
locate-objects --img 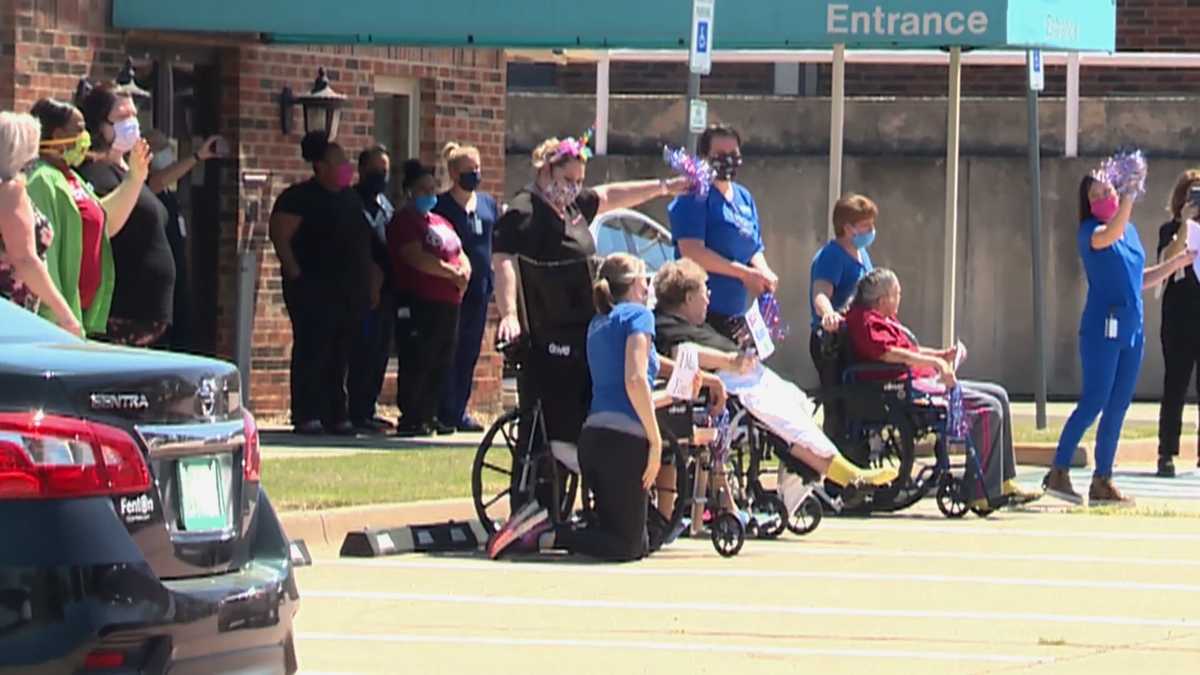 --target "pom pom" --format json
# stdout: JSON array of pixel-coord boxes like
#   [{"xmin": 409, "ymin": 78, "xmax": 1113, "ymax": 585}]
[
  {"xmin": 1093, "ymin": 149, "xmax": 1148, "ymax": 201},
  {"xmin": 758, "ymin": 292, "xmax": 790, "ymax": 343},
  {"xmin": 709, "ymin": 409, "xmax": 733, "ymax": 463},
  {"xmin": 662, "ymin": 145, "xmax": 715, "ymax": 197}
]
